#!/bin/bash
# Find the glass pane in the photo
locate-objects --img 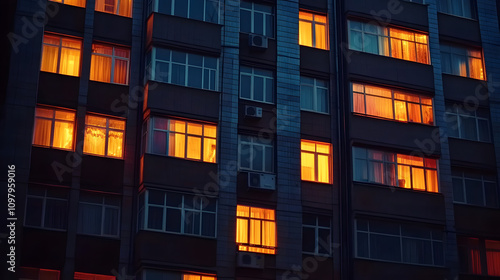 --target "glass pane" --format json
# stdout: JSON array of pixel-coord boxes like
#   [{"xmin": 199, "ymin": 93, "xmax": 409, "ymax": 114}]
[
  {"xmin": 254, "ymin": 76, "xmax": 264, "ymax": 101},
  {"xmin": 45, "ymin": 199, "xmax": 67, "ymax": 229},
  {"xmin": 478, "ymin": 119, "xmax": 490, "ymax": 142},
  {"xmin": 452, "ymin": 177, "xmax": 465, "ymax": 203},
  {"xmin": 25, "ymin": 197, "xmax": 43, "ymax": 226},
  {"xmin": 302, "ymin": 227, "xmax": 315, "ymax": 253},
  {"xmin": 202, "ymin": 212, "xmax": 216, "ymax": 237},
  {"xmin": 53, "ymin": 121, "xmax": 74, "ymax": 149},
  {"xmin": 33, "ymin": 118, "xmax": 52, "ymax": 147},
  {"xmin": 357, "ymin": 232, "xmax": 369, "ymax": 257},
  {"xmin": 186, "ymin": 136, "xmax": 202, "ymax": 160},
  {"xmin": 166, "ymin": 208, "xmax": 181, "ymax": 232},
  {"xmin": 253, "ymin": 145, "xmax": 263, "ymax": 171},
  {"xmin": 318, "ymin": 228, "xmax": 330, "ymax": 254},
  {"xmin": 402, "ymin": 238, "xmax": 432, "ymax": 265},
  {"xmin": 241, "ymin": 74, "xmax": 251, "ymax": 99},
  {"xmin": 484, "ymin": 182, "xmax": 498, "ymax": 208},
  {"xmin": 240, "ymin": 10, "xmax": 251, "ymax": 33},
  {"xmin": 301, "ymin": 84, "xmax": 314, "ymax": 110},
  {"xmin": 299, "ymin": 20, "xmax": 313, "ymax": 47},
  {"xmin": 190, "ymin": 0, "xmax": 204, "ymax": 21},
  {"xmin": 254, "ymin": 12, "xmax": 264, "ymax": 35},
  {"xmin": 465, "ymin": 179, "xmax": 484, "ymax": 206},
  {"xmin": 147, "ymin": 206, "xmax": 163, "ymax": 230},
  {"xmin": 174, "ymin": 0, "xmax": 188, "ymax": 17},
  {"xmin": 103, "ymin": 207, "xmax": 119, "ymax": 235},
  {"xmin": 460, "ymin": 116, "xmax": 478, "ymax": 140},
  {"xmin": 301, "ymin": 152, "xmax": 315, "ymax": 181},
  {"xmin": 371, "ymin": 234, "xmax": 401, "ymax": 262}
]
